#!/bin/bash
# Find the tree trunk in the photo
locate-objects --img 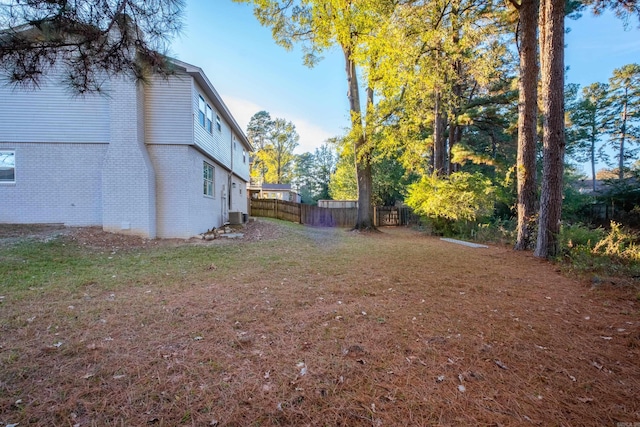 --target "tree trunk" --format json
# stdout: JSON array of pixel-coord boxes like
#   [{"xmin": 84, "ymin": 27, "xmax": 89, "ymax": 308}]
[
  {"xmin": 343, "ymin": 45, "xmax": 375, "ymax": 230},
  {"xmin": 619, "ymin": 91, "xmax": 627, "ymax": 180},
  {"xmin": 514, "ymin": 0, "xmax": 539, "ymax": 251},
  {"xmin": 590, "ymin": 134, "xmax": 596, "ymax": 192},
  {"xmin": 534, "ymin": 0, "xmax": 565, "ymax": 258},
  {"xmin": 448, "ymin": 123, "xmax": 456, "ymax": 175},
  {"xmin": 433, "ymin": 91, "xmax": 446, "ymax": 175}
]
